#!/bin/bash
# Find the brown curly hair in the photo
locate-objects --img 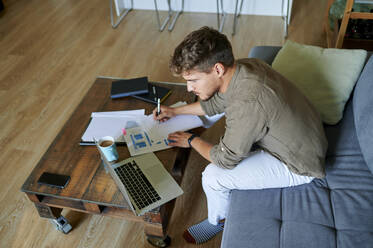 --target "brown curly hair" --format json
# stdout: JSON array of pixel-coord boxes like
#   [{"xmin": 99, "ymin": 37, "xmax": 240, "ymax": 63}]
[{"xmin": 169, "ymin": 26, "xmax": 235, "ymax": 76}]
